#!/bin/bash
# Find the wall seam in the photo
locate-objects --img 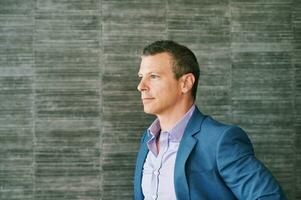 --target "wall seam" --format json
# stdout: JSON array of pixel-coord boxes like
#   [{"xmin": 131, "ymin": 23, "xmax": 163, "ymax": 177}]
[
  {"xmin": 229, "ymin": 0, "xmax": 234, "ymax": 123},
  {"xmin": 165, "ymin": 0, "xmax": 168, "ymax": 39},
  {"xmin": 98, "ymin": 0, "xmax": 104, "ymax": 199},
  {"xmin": 32, "ymin": 0, "xmax": 37, "ymax": 199},
  {"xmin": 292, "ymin": 1, "xmax": 297, "ymax": 198}
]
